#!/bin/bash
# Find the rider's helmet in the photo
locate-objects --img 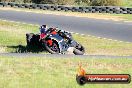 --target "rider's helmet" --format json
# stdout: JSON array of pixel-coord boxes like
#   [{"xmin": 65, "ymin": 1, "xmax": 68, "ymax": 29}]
[
  {"xmin": 40, "ymin": 25, "xmax": 48, "ymax": 33},
  {"xmin": 40, "ymin": 25, "xmax": 46, "ymax": 29}
]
